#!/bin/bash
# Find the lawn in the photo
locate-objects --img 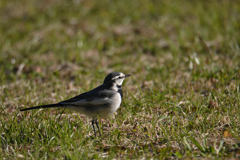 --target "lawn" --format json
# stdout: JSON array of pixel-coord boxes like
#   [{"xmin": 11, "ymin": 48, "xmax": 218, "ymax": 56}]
[{"xmin": 1, "ymin": 0, "xmax": 240, "ymax": 159}]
